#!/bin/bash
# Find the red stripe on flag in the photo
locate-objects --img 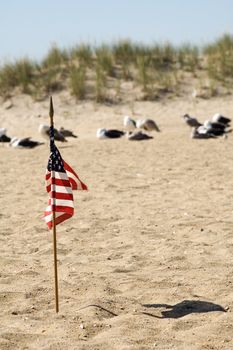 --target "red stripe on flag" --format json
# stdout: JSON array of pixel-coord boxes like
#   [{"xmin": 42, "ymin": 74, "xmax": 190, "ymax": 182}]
[
  {"xmin": 50, "ymin": 192, "xmax": 74, "ymax": 200},
  {"xmin": 64, "ymin": 161, "xmax": 88, "ymax": 190},
  {"xmin": 51, "ymin": 205, "xmax": 74, "ymax": 215},
  {"xmin": 46, "ymin": 213, "xmax": 73, "ymax": 229},
  {"xmin": 51, "ymin": 177, "xmax": 71, "ymax": 187}
]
